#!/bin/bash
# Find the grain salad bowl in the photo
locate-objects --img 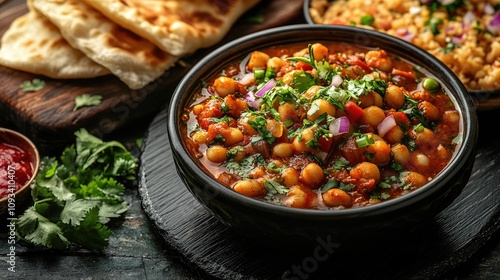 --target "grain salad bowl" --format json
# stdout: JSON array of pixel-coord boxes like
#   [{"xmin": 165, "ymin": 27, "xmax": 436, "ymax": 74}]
[{"xmin": 167, "ymin": 24, "xmax": 478, "ymax": 245}]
